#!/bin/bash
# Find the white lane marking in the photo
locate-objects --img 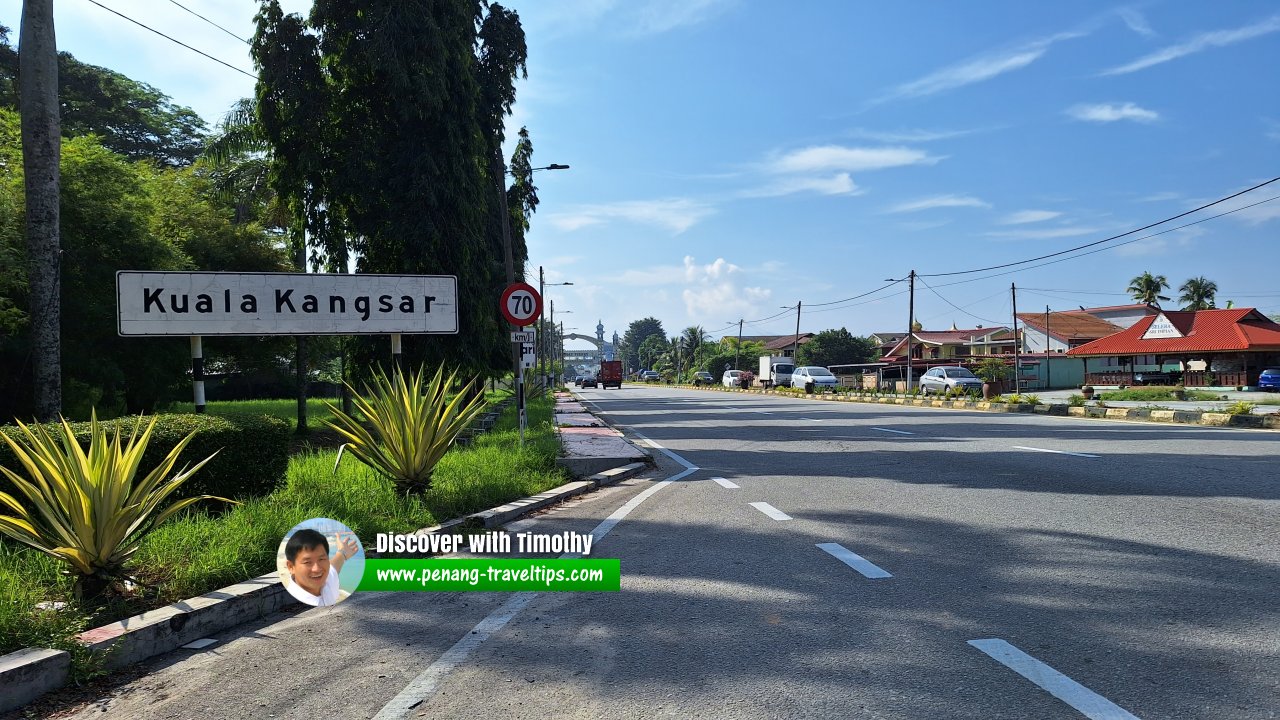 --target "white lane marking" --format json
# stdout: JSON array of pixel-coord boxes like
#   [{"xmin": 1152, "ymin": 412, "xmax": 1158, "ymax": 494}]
[
  {"xmin": 632, "ymin": 431, "xmax": 699, "ymax": 470},
  {"xmin": 373, "ymin": 592, "xmax": 538, "ymax": 719},
  {"xmin": 749, "ymin": 502, "xmax": 792, "ymax": 521},
  {"xmin": 816, "ymin": 543, "xmax": 892, "ymax": 579},
  {"xmin": 711, "ymin": 477, "xmax": 740, "ymax": 489},
  {"xmin": 753, "ymin": 409, "xmax": 773, "ymax": 415},
  {"xmin": 871, "ymin": 427, "xmax": 914, "ymax": 435},
  {"xmin": 800, "ymin": 417, "xmax": 821, "ymax": 422},
  {"xmin": 1012, "ymin": 445, "xmax": 1099, "ymax": 458},
  {"xmin": 376, "ymin": 459, "xmax": 695, "ymax": 719},
  {"xmin": 968, "ymin": 639, "xmax": 1141, "ymax": 720}
]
